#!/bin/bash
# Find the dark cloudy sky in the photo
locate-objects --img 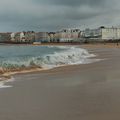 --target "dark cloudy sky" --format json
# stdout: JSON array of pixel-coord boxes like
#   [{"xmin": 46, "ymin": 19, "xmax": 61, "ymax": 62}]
[{"xmin": 0, "ymin": 0, "xmax": 120, "ymax": 32}]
